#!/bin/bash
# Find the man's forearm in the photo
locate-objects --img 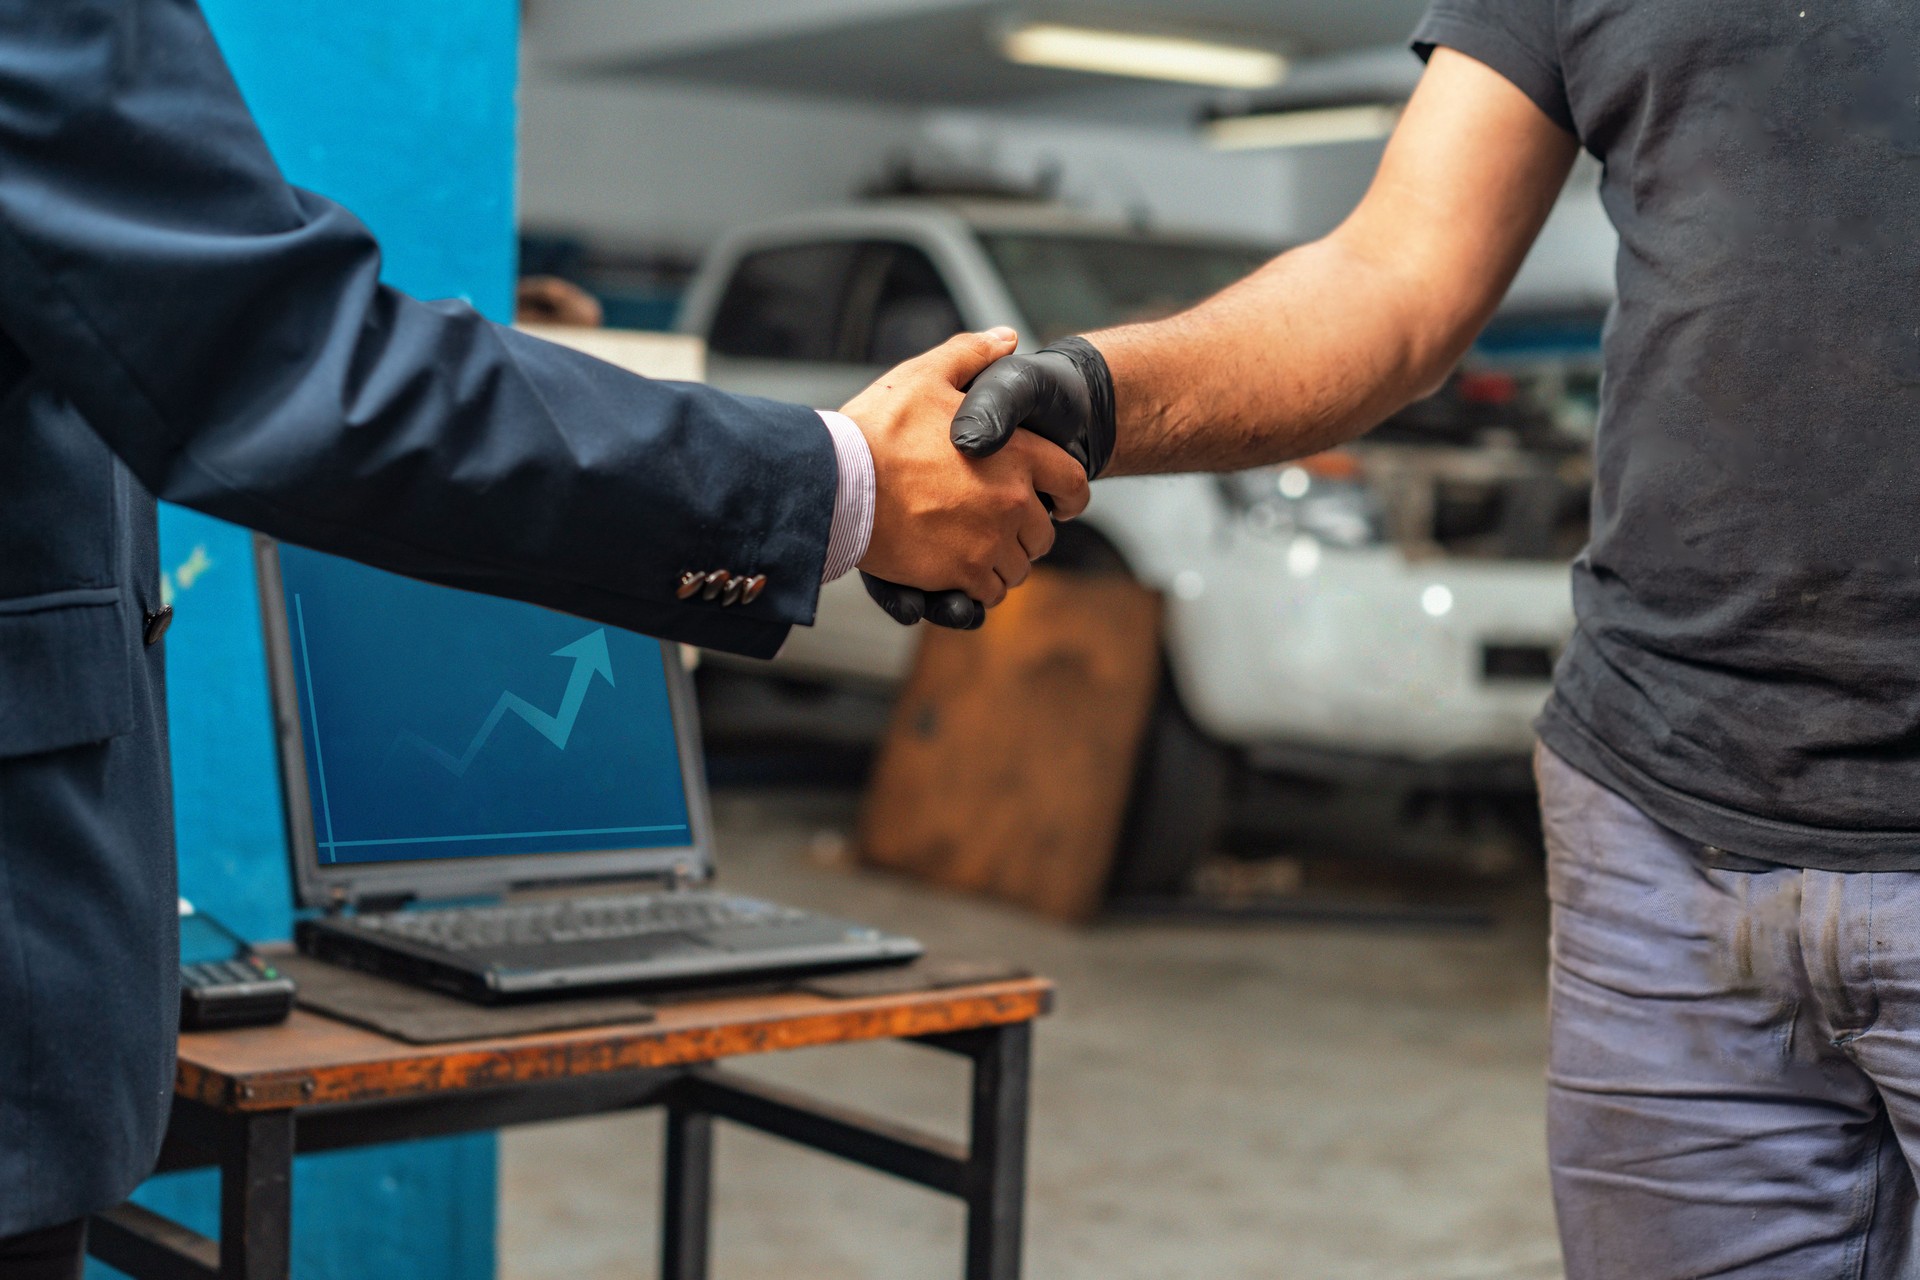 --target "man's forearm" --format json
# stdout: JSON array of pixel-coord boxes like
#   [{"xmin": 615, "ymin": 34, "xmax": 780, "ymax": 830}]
[
  {"xmin": 1091, "ymin": 233, "xmax": 1461, "ymax": 477},
  {"xmin": 1083, "ymin": 49, "xmax": 1579, "ymax": 479},
  {"xmin": 938, "ymin": 50, "xmax": 1577, "ymax": 510}
]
